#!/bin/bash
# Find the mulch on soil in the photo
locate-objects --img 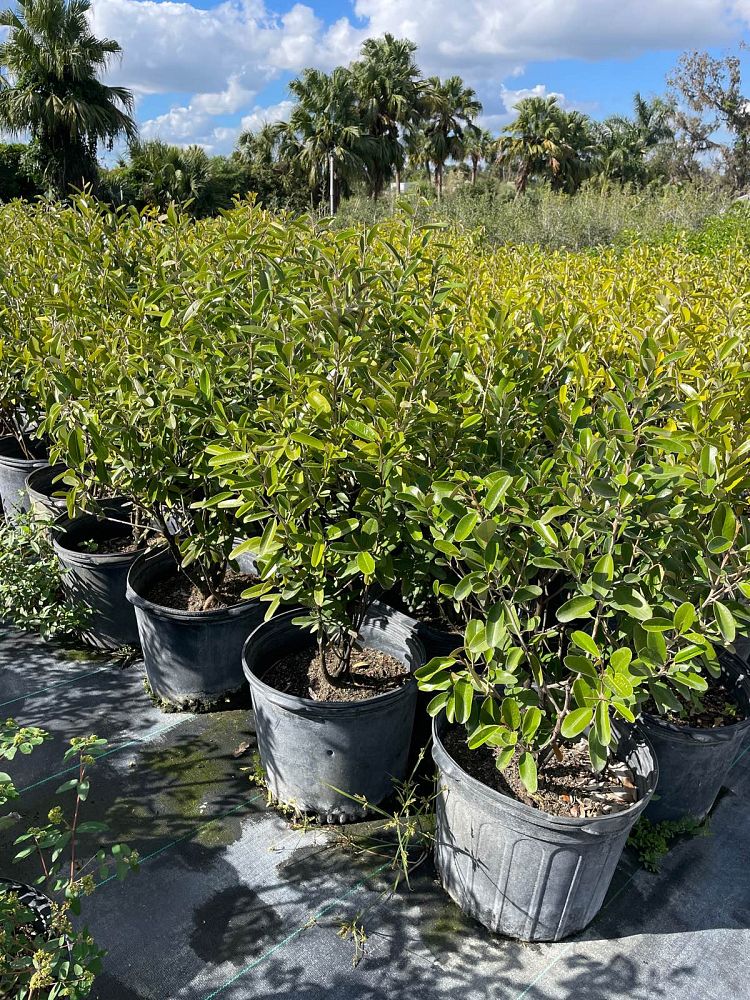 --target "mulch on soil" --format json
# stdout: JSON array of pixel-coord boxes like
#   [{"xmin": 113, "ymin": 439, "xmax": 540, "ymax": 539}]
[
  {"xmin": 443, "ymin": 726, "xmax": 638, "ymax": 819},
  {"xmin": 263, "ymin": 644, "xmax": 409, "ymax": 702}
]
